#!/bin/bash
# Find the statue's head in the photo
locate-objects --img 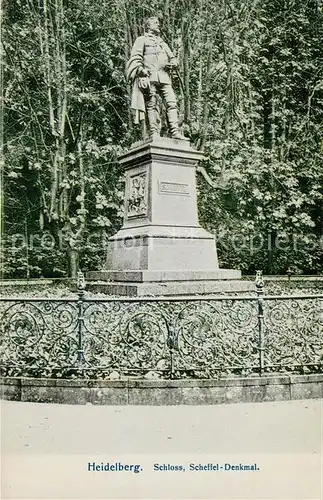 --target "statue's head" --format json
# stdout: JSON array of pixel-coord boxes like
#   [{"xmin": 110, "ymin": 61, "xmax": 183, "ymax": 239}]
[{"xmin": 145, "ymin": 17, "xmax": 160, "ymax": 34}]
